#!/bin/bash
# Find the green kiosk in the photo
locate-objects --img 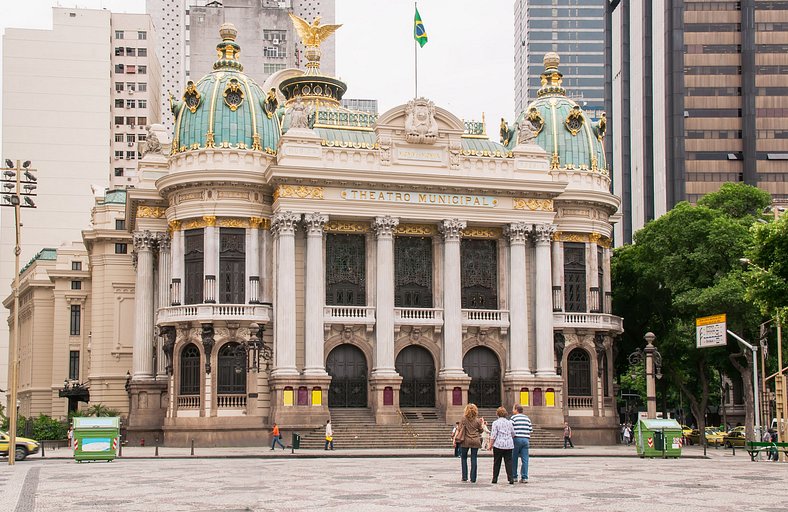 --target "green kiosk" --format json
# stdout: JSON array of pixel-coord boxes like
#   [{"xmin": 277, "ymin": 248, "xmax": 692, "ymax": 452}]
[
  {"xmin": 635, "ymin": 418, "xmax": 683, "ymax": 458},
  {"xmin": 72, "ymin": 417, "xmax": 120, "ymax": 462}
]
